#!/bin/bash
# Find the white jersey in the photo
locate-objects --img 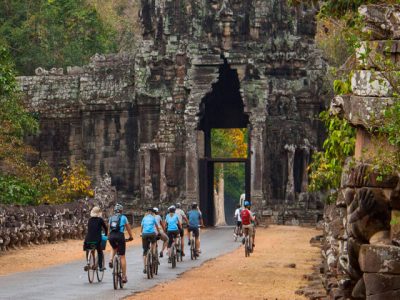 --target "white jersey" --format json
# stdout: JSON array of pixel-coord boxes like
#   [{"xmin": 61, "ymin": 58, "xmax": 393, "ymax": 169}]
[
  {"xmin": 175, "ymin": 208, "xmax": 187, "ymax": 224},
  {"xmin": 234, "ymin": 208, "xmax": 242, "ymax": 222}
]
